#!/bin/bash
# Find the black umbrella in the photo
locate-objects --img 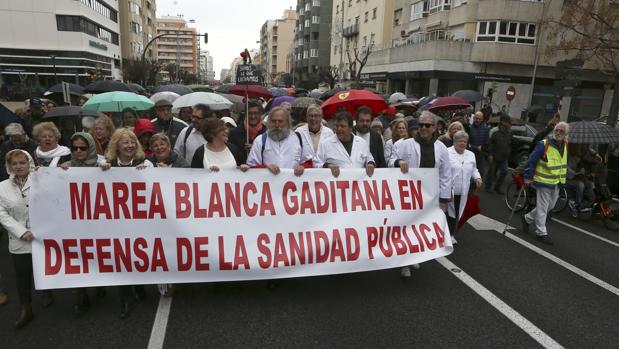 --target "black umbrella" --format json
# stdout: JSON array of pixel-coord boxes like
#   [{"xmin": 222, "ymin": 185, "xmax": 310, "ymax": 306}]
[
  {"xmin": 85, "ymin": 80, "xmax": 132, "ymax": 93},
  {"xmin": 44, "ymin": 83, "xmax": 84, "ymax": 96},
  {"xmin": 568, "ymin": 121, "xmax": 619, "ymax": 144},
  {"xmin": 452, "ymin": 90, "xmax": 483, "ymax": 102},
  {"xmin": 215, "ymin": 83, "xmax": 234, "ymax": 94},
  {"xmin": 43, "ymin": 106, "xmax": 105, "ymax": 119},
  {"xmin": 153, "ymin": 84, "xmax": 193, "ymax": 96},
  {"xmin": 127, "ymin": 83, "xmax": 146, "ymax": 93}
]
